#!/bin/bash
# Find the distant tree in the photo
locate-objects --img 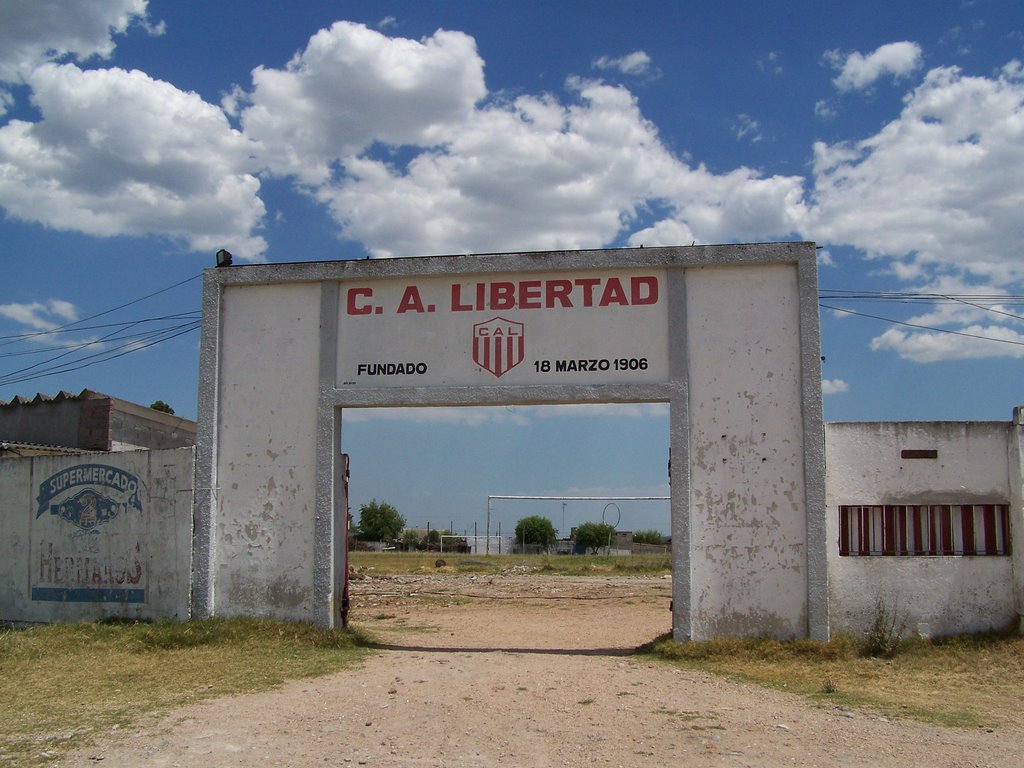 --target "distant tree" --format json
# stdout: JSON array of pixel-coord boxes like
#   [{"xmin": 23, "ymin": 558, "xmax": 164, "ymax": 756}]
[
  {"xmin": 515, "ymin": 515, "xmax": 557, "ymax": 549},
  {"xmin": 149, "ymin": 400, "xmax": 174, "ymax": 414},
  {"xmin": 427, "ymin": 528, "xmax": 445, "ymax": 545},
  {"xmin": 355, "ymin": 499, "xmax": 405, "ymax": 542},
  {"xmin": 574, "ymin": 521, "xmax": 616, "ymax": 554},
  {"xmin": 632, "ymin": 529, "xmax": 665, "ymax": 545},
  {"xmin": 402, "ymin": 528, "xmax": 421, "ymax": 551}
]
